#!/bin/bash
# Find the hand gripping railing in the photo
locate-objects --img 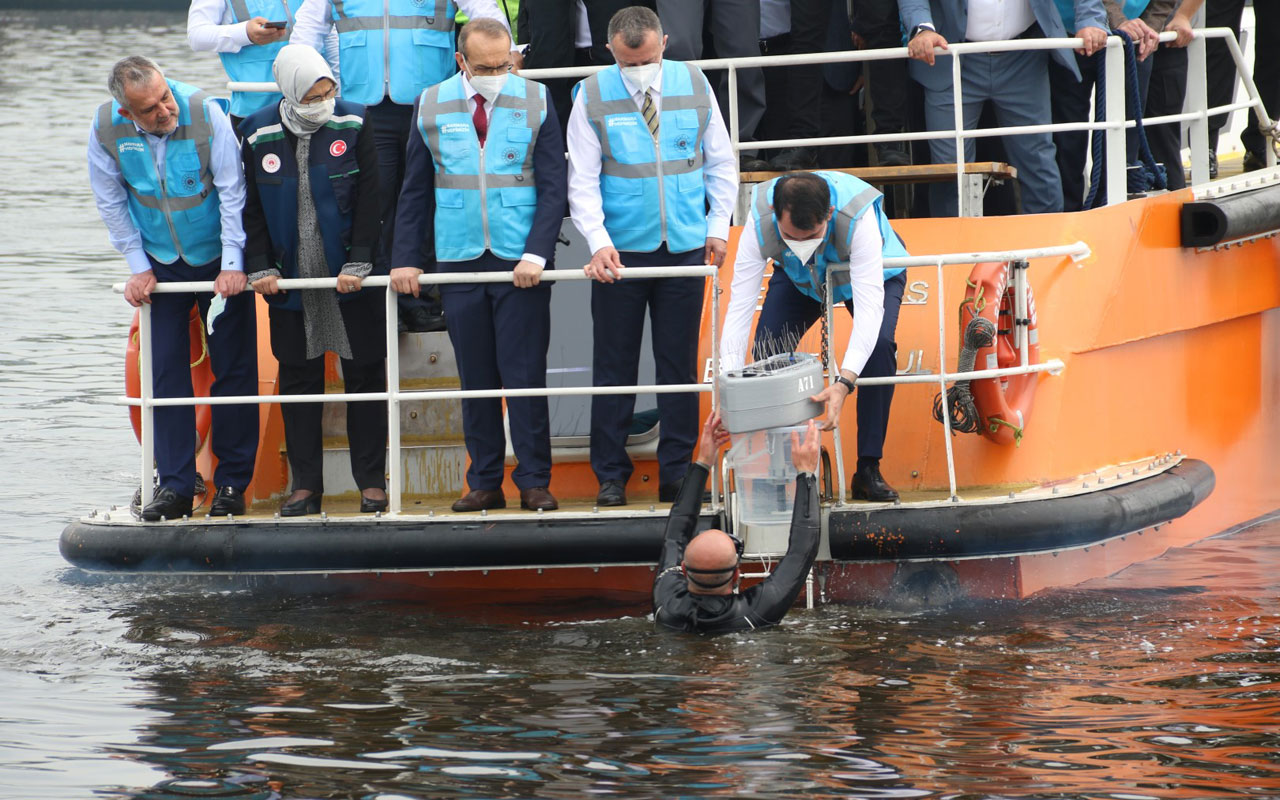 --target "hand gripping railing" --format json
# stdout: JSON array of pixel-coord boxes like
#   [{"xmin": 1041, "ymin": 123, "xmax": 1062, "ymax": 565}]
[
  {"xmin": 232, "ymin": 28, "xmax": 1277, "ymax": 211},
  {"xmin": 116, "ymin": 265, "xmax": 720, "ymax": 514}
]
